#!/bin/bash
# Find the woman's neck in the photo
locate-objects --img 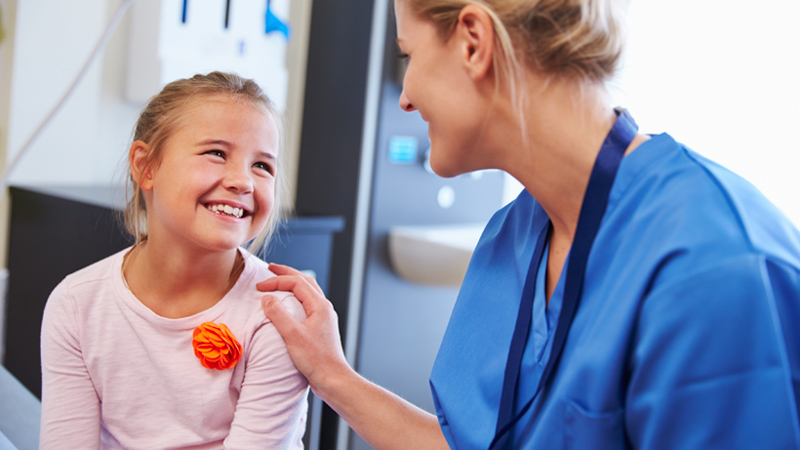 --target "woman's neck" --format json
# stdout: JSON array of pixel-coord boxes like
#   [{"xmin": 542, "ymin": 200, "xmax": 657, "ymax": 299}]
[
  {"xmin": 501, "ymin": 78, "xmax": 623, "ymax": 239},
  {"xmin": 494, "ymin": 76, "xmax": 648, "ymax": 300},
  {"xmin": 122, "ymin": 240, "xmax": 244, "ymax": 319}
]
